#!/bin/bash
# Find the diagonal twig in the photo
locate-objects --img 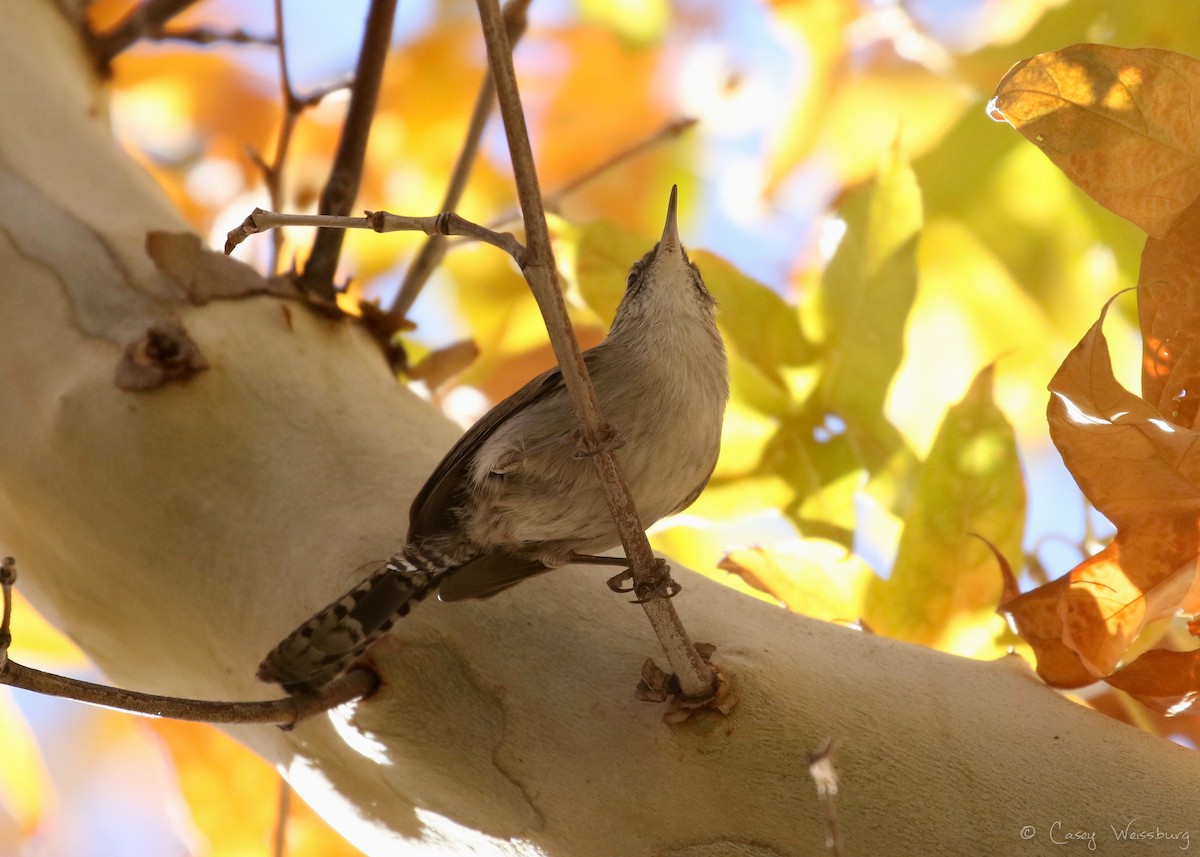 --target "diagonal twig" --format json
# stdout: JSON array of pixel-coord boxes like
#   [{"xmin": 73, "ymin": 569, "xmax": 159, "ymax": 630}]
[
  {"xmin": 386, "ymin": 0, "xmax": 532, "ymax": 323},
  {"xmin": 544, "ymin": 116, "xmax": 697, "ymax": 212},
  {"xmin": 299, "ymin": 0, "xmax": 399, "ymax": 301},
  {"xmin": 483, "ymin": 114, "xmax": 699, "ymax": 231},
  {"xmin": 474, "ymin": 0, "xmax": 715, "ymax": 700}
]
